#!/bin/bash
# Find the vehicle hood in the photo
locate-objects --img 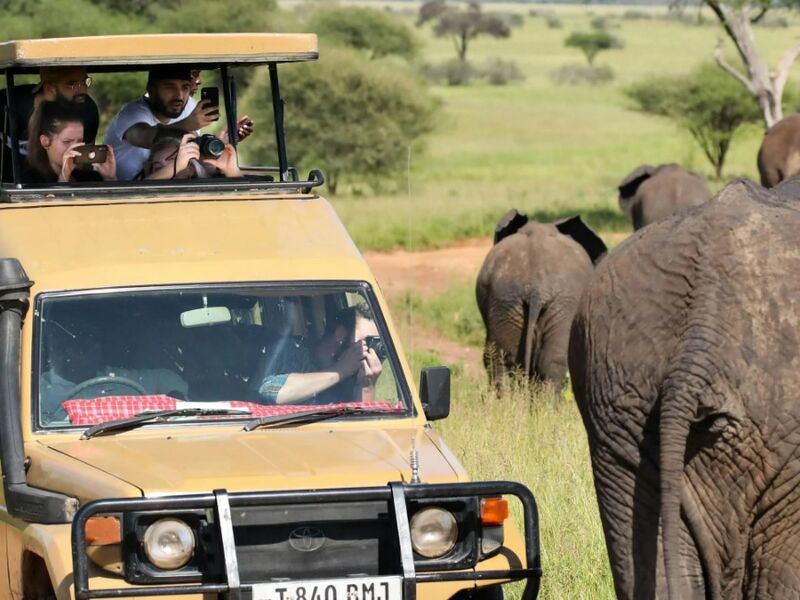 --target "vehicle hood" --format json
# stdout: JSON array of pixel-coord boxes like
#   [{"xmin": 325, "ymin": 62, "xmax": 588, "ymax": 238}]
[{"xmin": 40, "ymin": 427, "xmax": 461, "ymax": 497}]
